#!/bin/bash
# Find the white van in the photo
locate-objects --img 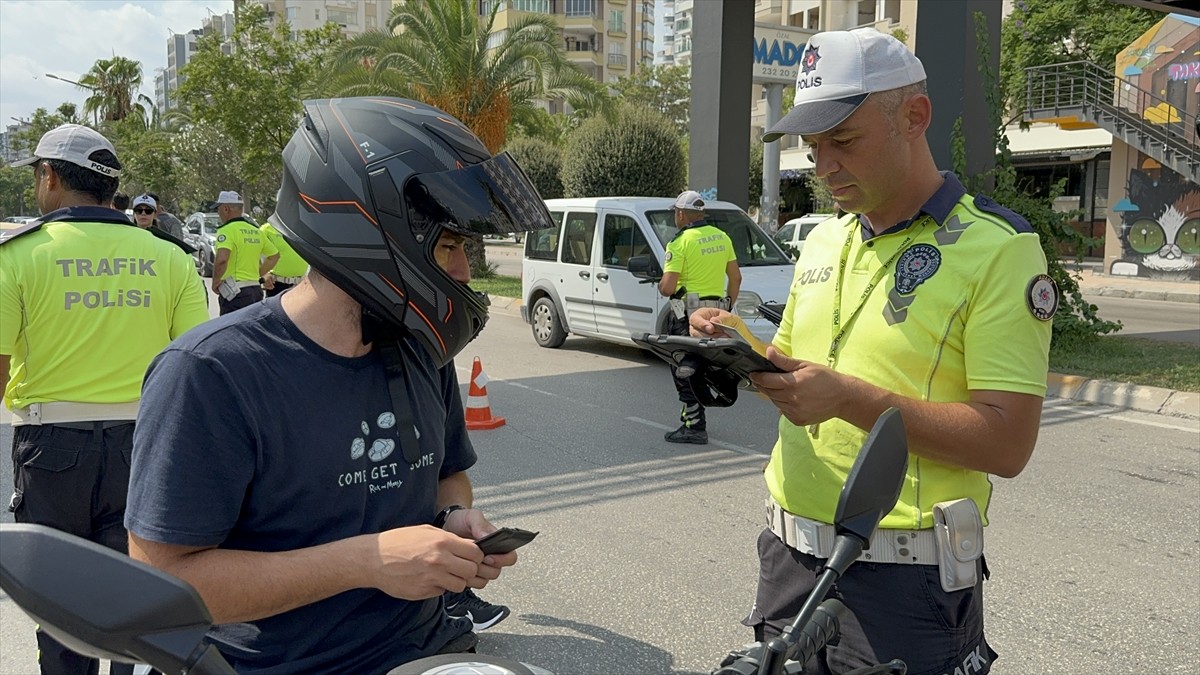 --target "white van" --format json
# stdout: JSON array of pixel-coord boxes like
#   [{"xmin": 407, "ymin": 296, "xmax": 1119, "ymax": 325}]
[
  {"xmin": 773, "ymin": 213, "xmax": 835, "ymax": 259},
  {"xmin": 521, "ymin": 197, "xmax": 795, "ymax": 348}
]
